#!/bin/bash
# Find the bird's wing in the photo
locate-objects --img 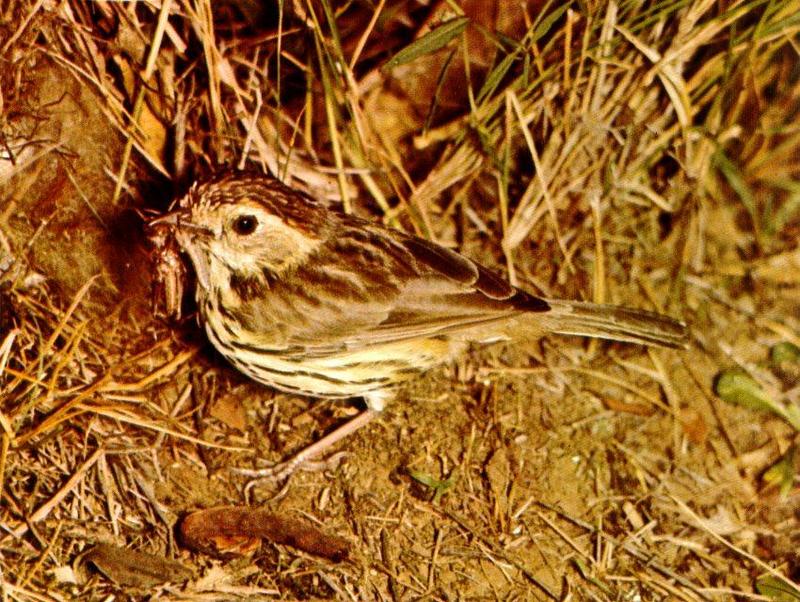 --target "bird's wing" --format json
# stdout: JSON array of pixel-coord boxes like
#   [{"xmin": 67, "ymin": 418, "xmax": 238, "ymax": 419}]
[
  {"xmin": 271, "ymin": 228, "xmax": 550, "ymax": 353},
  {"xmin": 337, "ymin": 235, "xmax": 548, "ymax": 348}
]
